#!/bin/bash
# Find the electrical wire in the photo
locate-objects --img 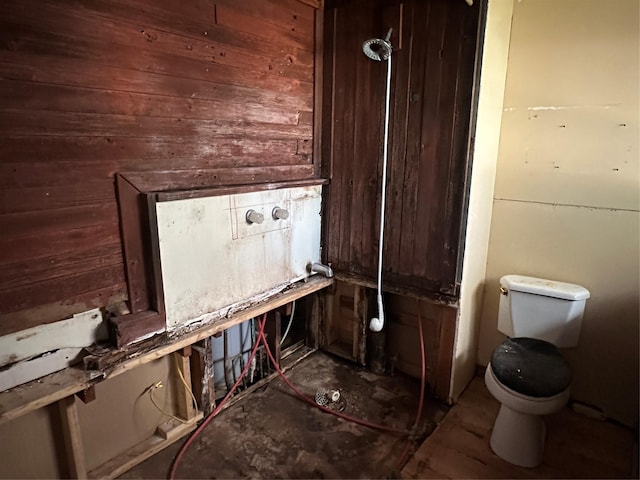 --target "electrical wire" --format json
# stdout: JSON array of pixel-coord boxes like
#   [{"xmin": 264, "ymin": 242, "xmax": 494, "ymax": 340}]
[
  {"xmin": 148, "ymin": 382, "xmax": 190, "ymax": 425},
  {"xmin": 169, "ymin": 313, "xmax": 268, "ymax": 480},
  {"xmin": 280, "ymin": 300, "xmax": 296, "ymax": 346},
  {"xmin": 173, "ymin": 354, "xmax": 199, "ymax": 411}
]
